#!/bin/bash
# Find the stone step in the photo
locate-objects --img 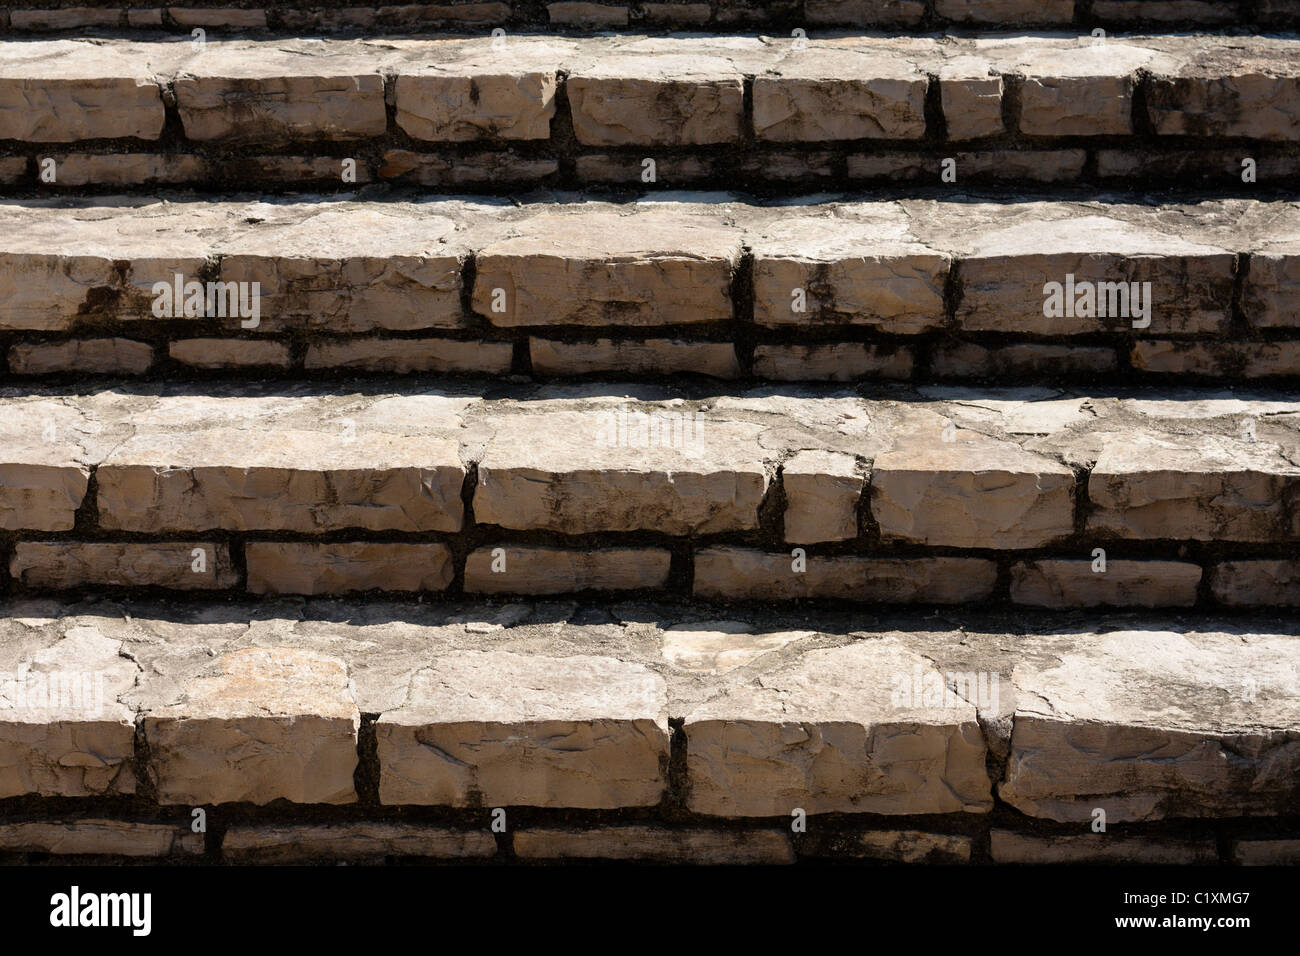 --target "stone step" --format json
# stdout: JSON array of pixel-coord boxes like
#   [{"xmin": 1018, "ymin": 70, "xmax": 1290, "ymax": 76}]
[
  {"xmin": 1, "ymin": 194, "xmax": 1297, "ymax": 383},
  {"xmin": 1, "ymin": 383, "xmax": 1297, "ymax": 604},
  {"xmin": 0, "ymin": 35, "xmax": 1297, "ymax": 190},
  {"xmin": 0, "ymin": 599, "xmax": 1295, "ymax": 860},
  {"xmin": 4, "ymin": 1, "xmax": 1294, "ymax": 33}
]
